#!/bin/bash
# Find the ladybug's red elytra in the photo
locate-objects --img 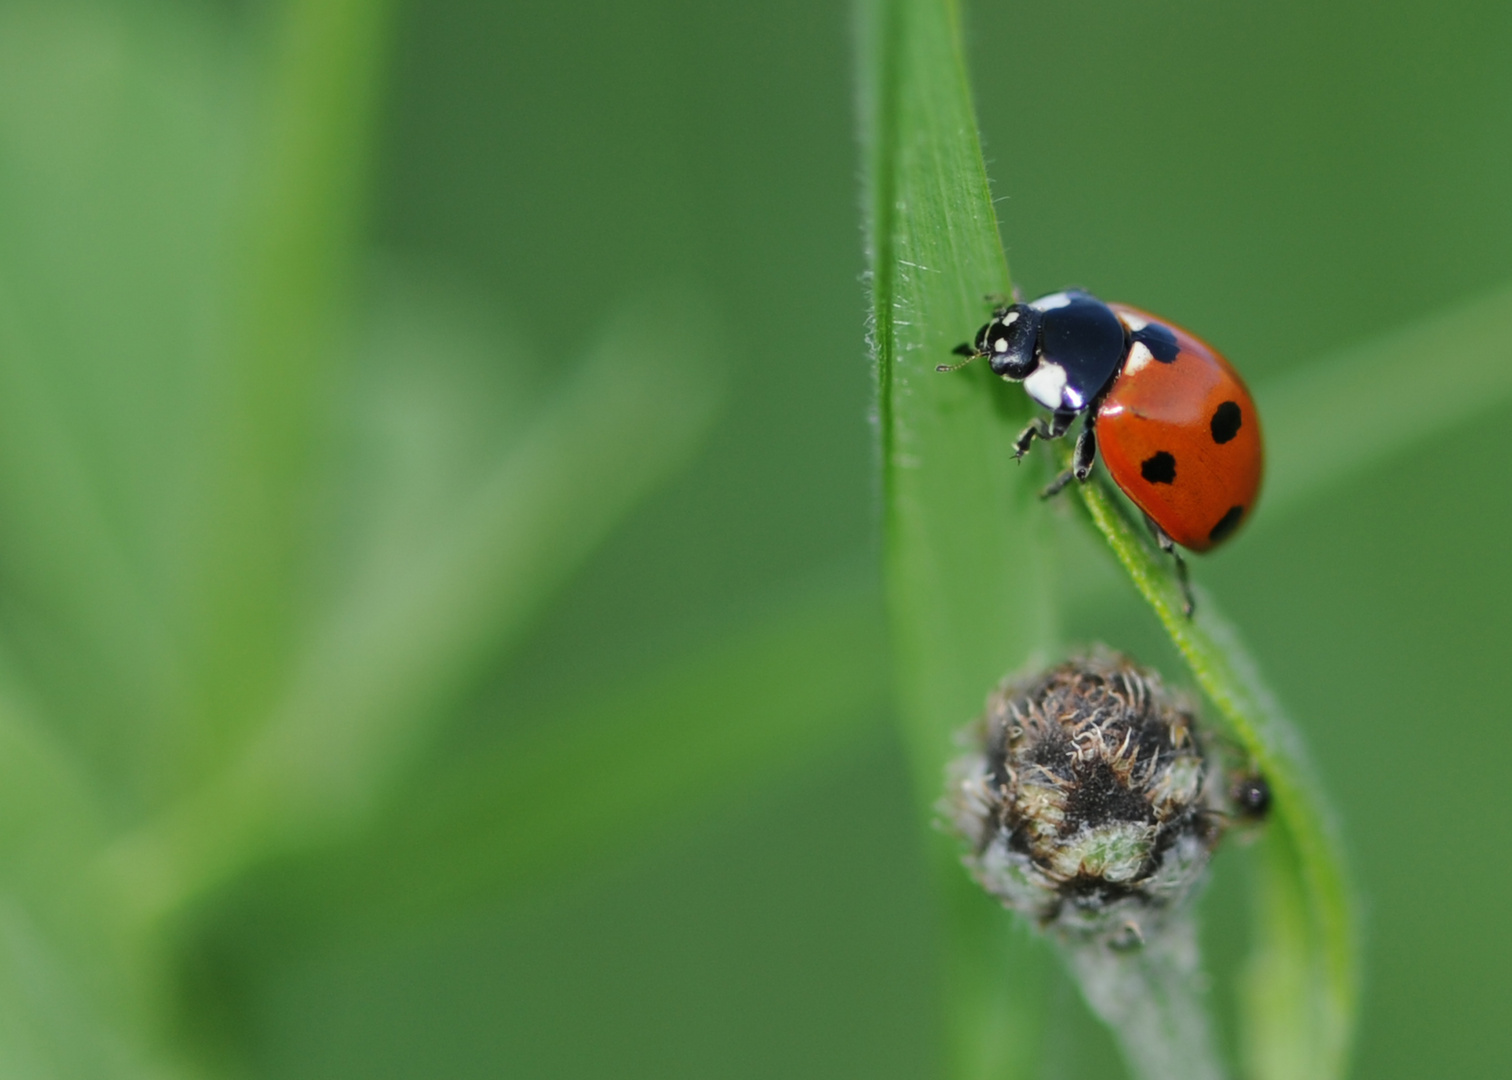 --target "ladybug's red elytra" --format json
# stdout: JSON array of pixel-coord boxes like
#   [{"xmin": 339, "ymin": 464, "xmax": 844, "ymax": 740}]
[{"xmin": 942, "ymin": 289, "xmax": 1263, "ymax": 613}]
